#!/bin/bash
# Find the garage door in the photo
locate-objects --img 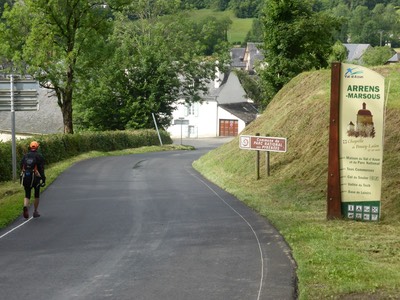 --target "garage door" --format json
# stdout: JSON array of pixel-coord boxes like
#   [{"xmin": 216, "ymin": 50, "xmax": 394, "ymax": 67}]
[{"xmin": 219, "ymin": 119, "xmax": 238, "ymax": 136}]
